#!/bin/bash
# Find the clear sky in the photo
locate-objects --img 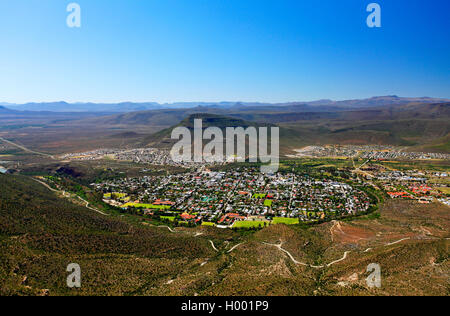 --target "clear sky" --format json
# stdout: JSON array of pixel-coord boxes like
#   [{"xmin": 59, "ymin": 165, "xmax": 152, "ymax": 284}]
[{"xmin": 0, "ymin": 0, "xmax": 449, "ymax": 103}]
